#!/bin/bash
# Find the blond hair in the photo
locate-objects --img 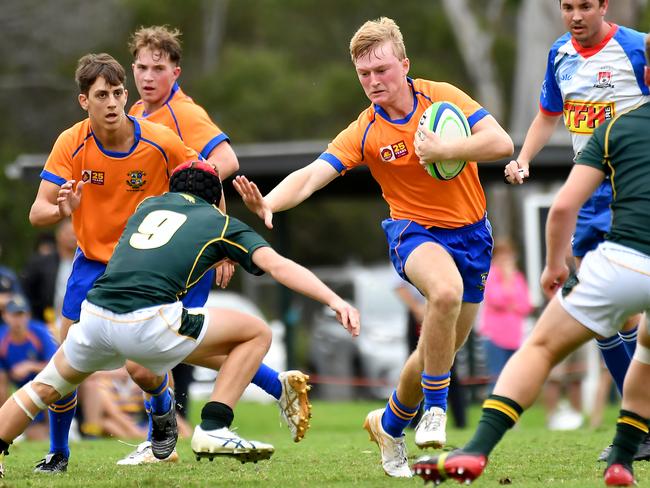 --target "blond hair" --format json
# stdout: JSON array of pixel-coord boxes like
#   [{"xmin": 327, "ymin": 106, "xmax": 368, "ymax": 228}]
[
  {"xmin": 349, "ymin": 17, "xmax": 406, "ymax": 63},
  {"xmin": 129, "ymin": 25, "xmax": 182, "ymax": 65}
]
